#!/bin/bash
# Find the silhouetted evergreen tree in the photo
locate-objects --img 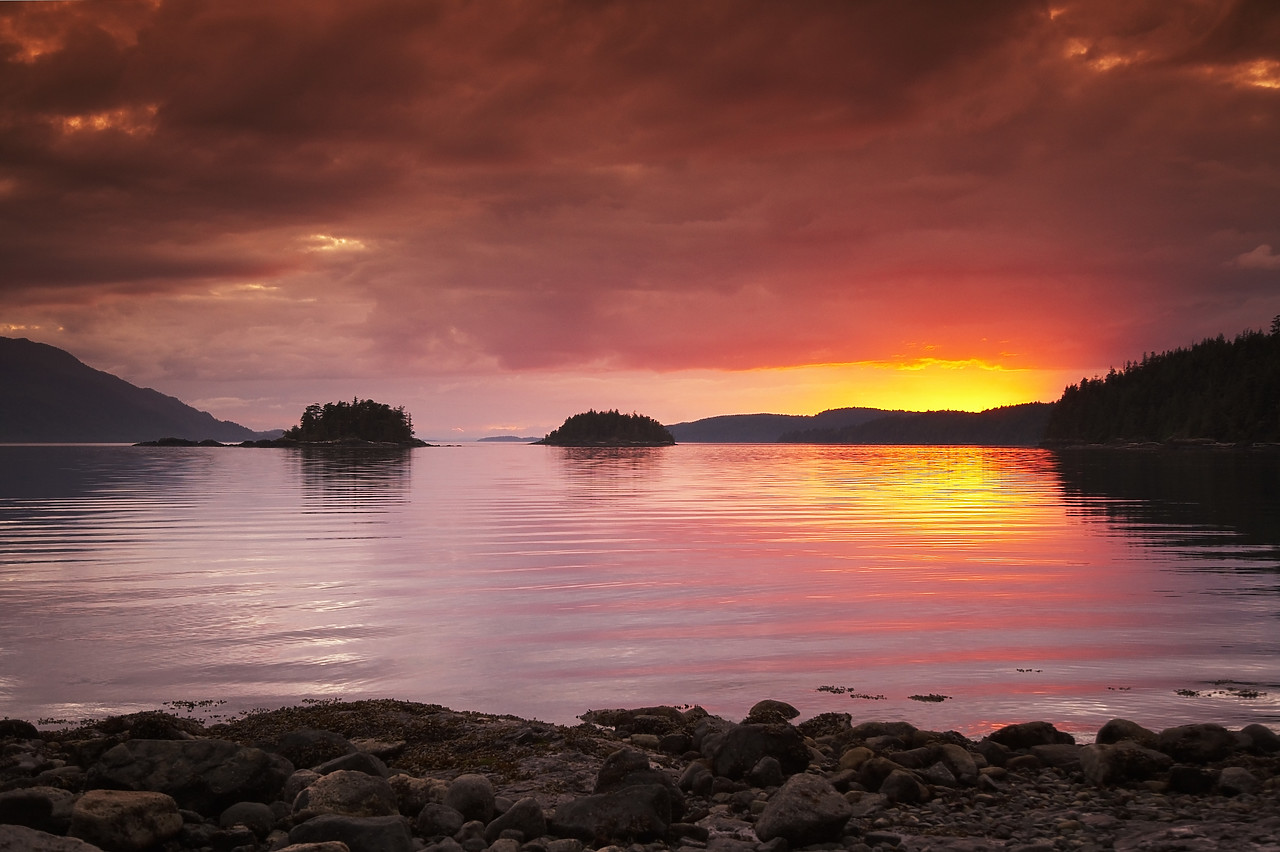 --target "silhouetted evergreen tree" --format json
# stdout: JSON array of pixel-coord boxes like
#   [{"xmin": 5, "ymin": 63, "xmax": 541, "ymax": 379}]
[
  {"xmin": 1045, "ymin": 319, "xmax": 1280, "ymax": 443},
  {"xmin": 284, "ymin": 398, "xmax": 415, "ymax": 442},
  {"xmin": 537, "ymin": 409, "xmax": 675, "ymax": 445}
]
